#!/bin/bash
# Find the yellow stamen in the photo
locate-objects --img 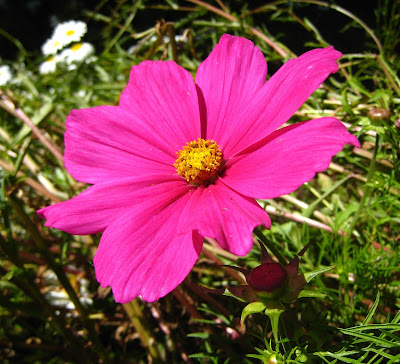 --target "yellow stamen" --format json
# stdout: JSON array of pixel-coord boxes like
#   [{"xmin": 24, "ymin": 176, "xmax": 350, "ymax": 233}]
[
  {"xmin": 174, "ymin": 138, "xmax": 222, "ymax": 186},
  {"xmin": 71, "ymin": 43, "xmax": 83, "ymax": 51},
  {"xmin": 66, "ymin": 30, "xmax": 75, "ymax": 36}
]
